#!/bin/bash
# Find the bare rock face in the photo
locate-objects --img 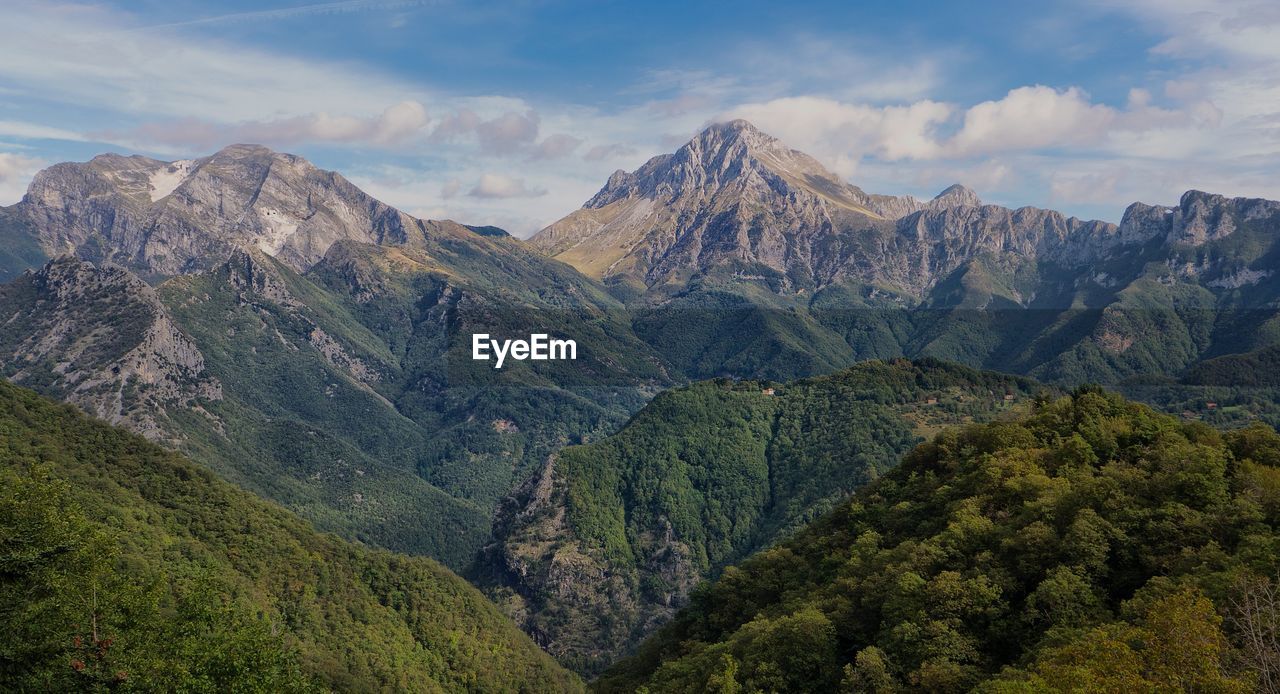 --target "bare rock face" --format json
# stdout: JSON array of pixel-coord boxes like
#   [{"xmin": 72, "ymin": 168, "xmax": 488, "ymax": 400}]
[
  {"xmin": 1116, "ymin": 190, "xmax": 1280, "ymax": 248},
  {"xmin": 15, "ymin": 145, "xmax": 419, "ymax": 275},
  {"xmin": 532, "ymin": 121, "xmax": 1280, "ymax": 300},
  {"xmin": 530, "ymin": 120, "xmax": 904, "ymax": 287},
  {"xmin": 0, "ymin": 256, "xmax": 221, "ymax": 440},
  {"xmin": 885, "ymin": 204, "xmax": 1129, "ymax": 293},
  {"xmin": 928, "ymin": 183, "xmax": 983, "ymax": 210},
  {"xmin": 528, "ymin": 120, "xmax": 1186, "ymax": 298}
]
